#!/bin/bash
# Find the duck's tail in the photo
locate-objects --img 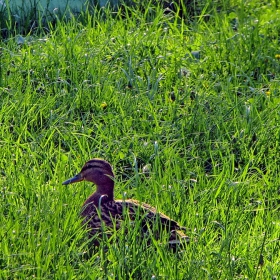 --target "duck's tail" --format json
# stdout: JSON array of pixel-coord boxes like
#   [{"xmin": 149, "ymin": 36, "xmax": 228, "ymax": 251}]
[{"xmin": 168, "ymin": 229, "xmax": 190, "ymax": 247}]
